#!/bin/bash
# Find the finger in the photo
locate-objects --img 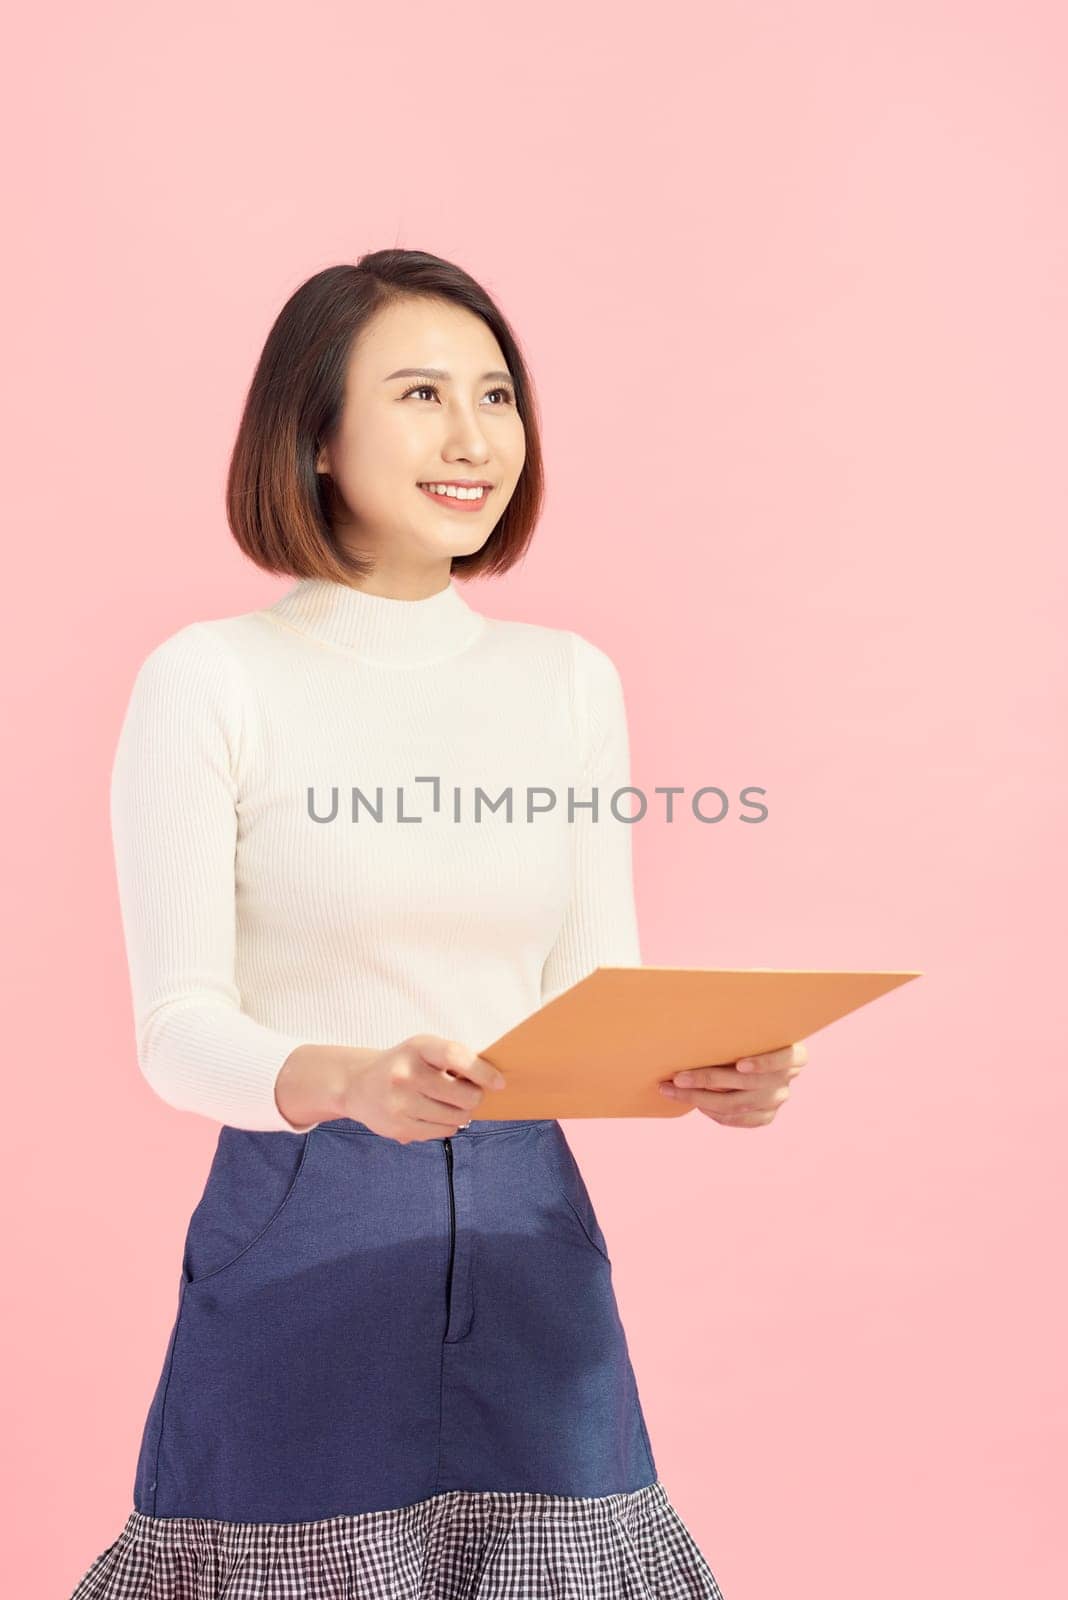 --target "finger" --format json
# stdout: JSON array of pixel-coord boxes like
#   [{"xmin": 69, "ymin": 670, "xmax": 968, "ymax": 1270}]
[
  {"xmin": 416, "ymin": 1063, "xmax": 484, "ymax": 1113},
  {"xmin": 414, "ymin": 1038, "xmax": 506, "ymax": 1094},
  {"xmin": 659, "ymin": 1083, "xmax": 761, "ymax": 1108},
  {"xmin": 667, "ymin": 1065, "xmax": 745, "ymax": 1091},
  {"xmin": 663, "ymin": 1084, "xmax": 790, "ymax": 1114},
  {"xmin": 397, "ymin": 1110, "xmax": 468, "ymax": 1141},
  {"xmin": 737, "ymin": 1041, "xmax": 806, "ymax": 1073},
  {"xmin": 410, "ymin": 1088, "xmax": 474, "ymax": 1128},
  {"xmin": 669, "ymin": 1060, "xmax": 791, "ymax": 1090}
]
